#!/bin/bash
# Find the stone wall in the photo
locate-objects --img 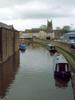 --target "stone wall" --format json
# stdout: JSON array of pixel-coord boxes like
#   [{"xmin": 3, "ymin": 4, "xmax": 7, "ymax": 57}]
[
  {"xmin": 0, "ymin": 52, "xmax": 19, "ymax": 97},
  {"xmin": 0, "ymin": 28, "xmax": 19, "ymax": 62}
]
